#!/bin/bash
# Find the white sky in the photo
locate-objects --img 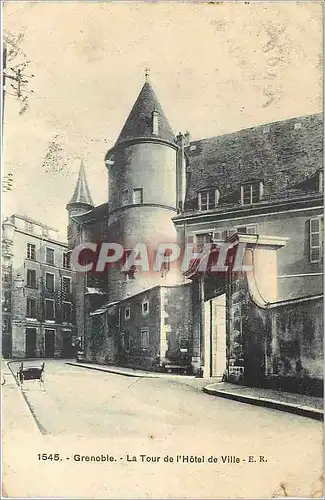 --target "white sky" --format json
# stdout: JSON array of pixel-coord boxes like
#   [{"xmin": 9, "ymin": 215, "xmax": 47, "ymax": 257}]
[{"xmin": 2, "ymin": 1, "xmax": 322, "ymax": 238}]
